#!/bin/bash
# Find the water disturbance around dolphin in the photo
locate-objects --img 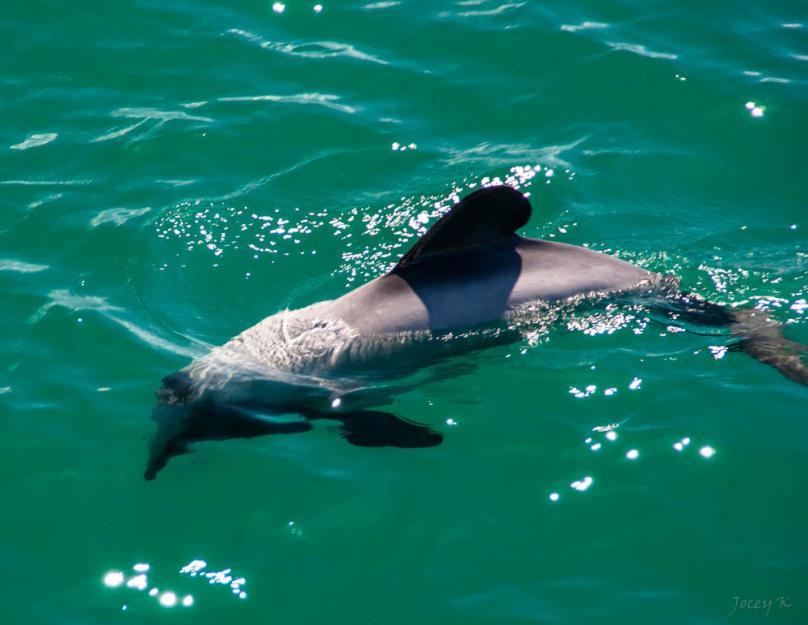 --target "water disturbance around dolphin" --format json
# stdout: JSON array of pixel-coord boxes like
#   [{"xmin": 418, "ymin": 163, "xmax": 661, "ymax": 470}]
[{"xmin": 144, "ymin": 186, "xmax": 808, "ymax": 480}]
